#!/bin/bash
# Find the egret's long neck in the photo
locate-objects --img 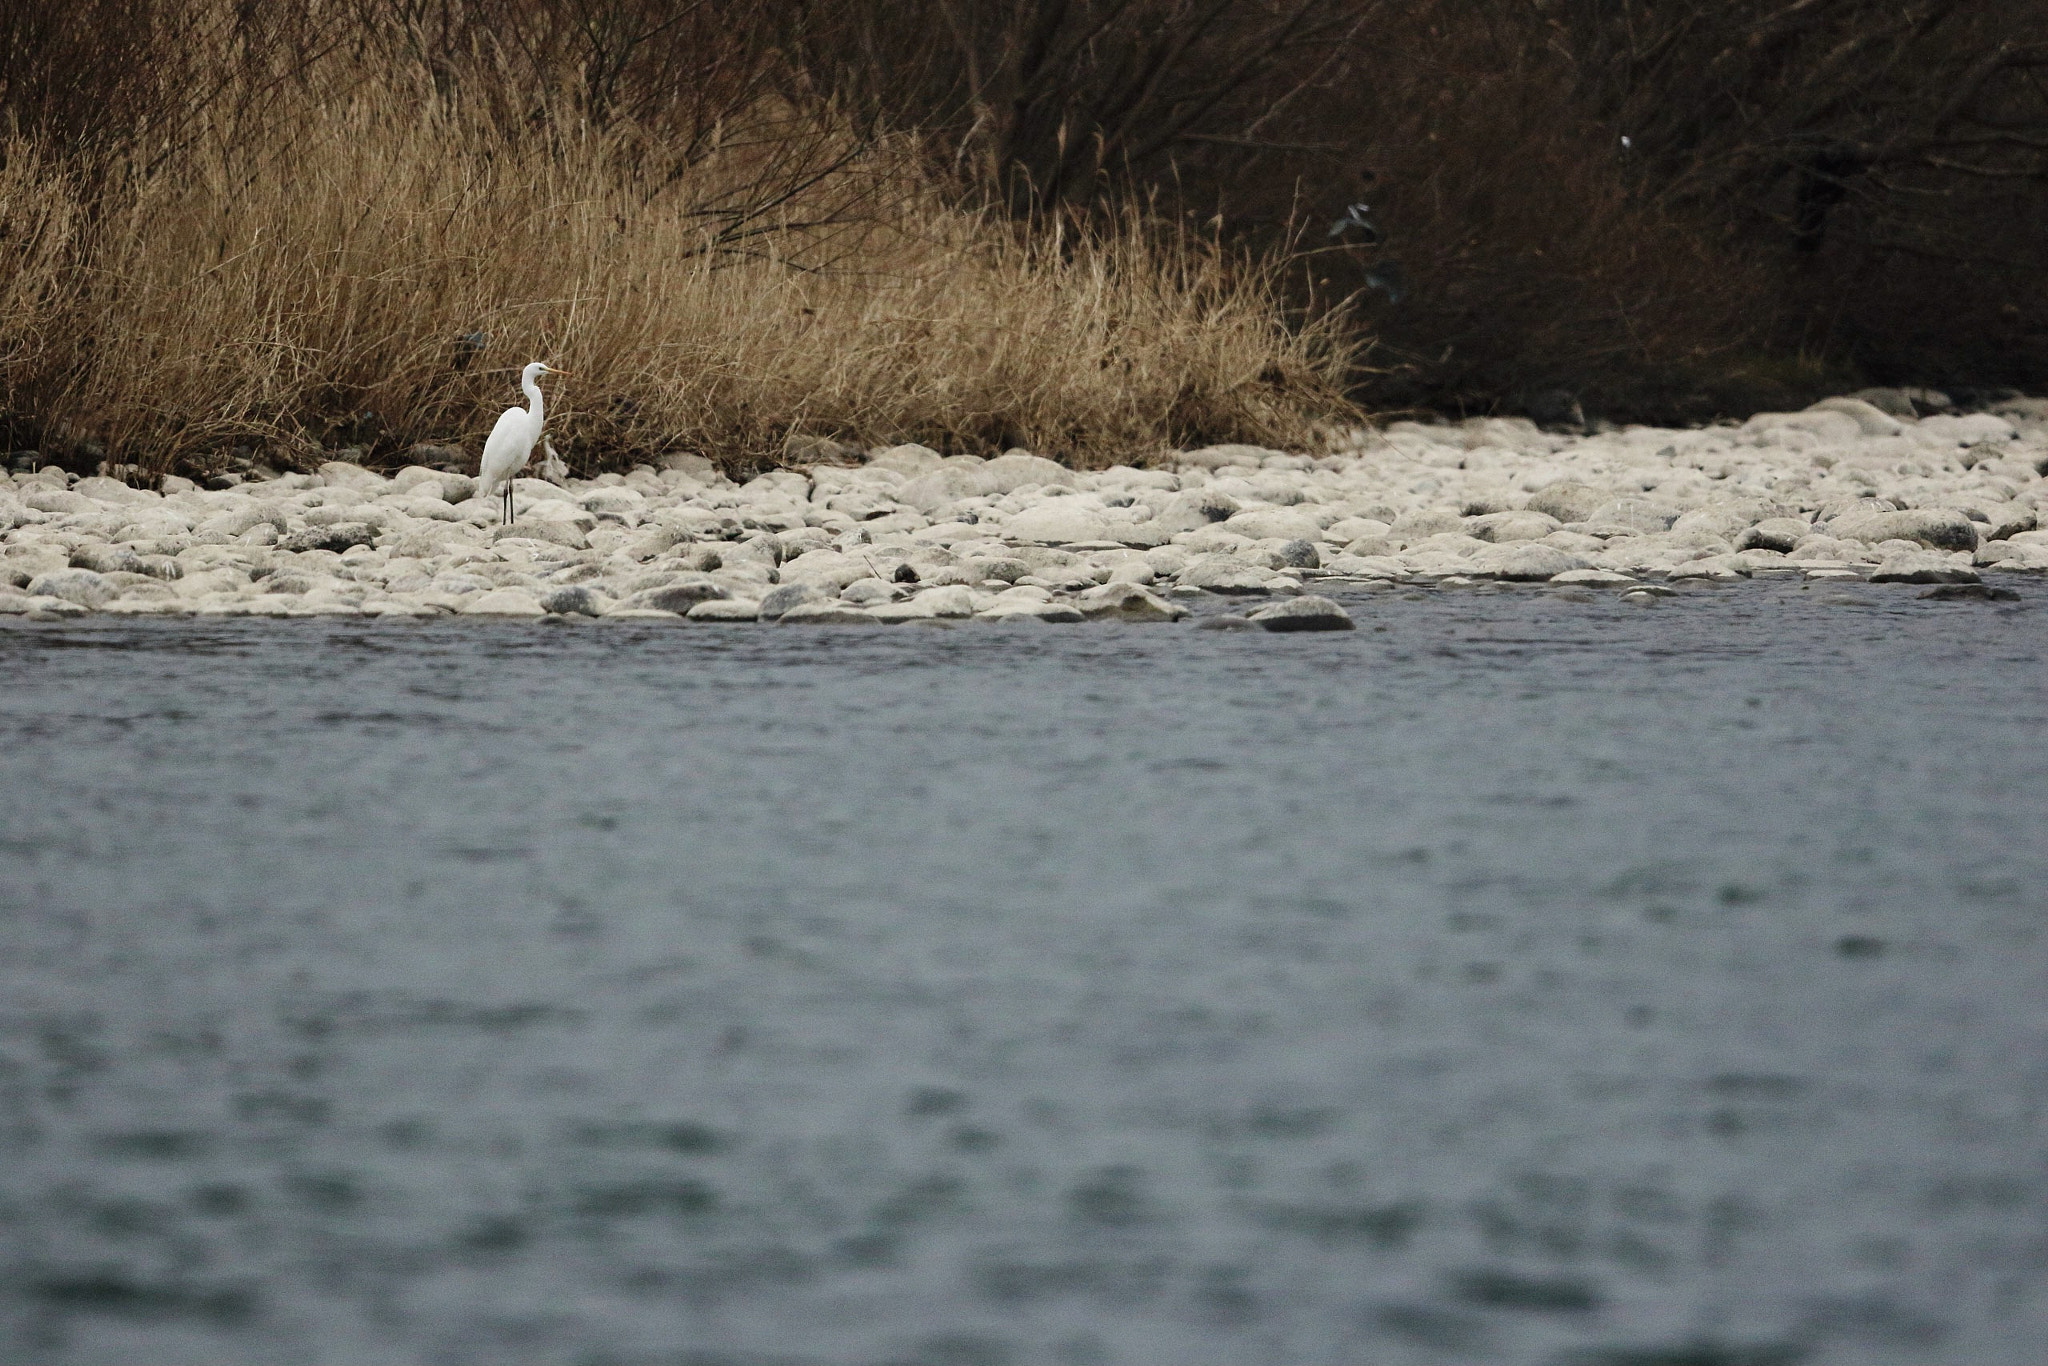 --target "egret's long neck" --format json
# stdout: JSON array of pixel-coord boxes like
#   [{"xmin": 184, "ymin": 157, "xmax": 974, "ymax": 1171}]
[{"xmin": 522, "ymin": 374, "xmax": 545, "ymax": 429}]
